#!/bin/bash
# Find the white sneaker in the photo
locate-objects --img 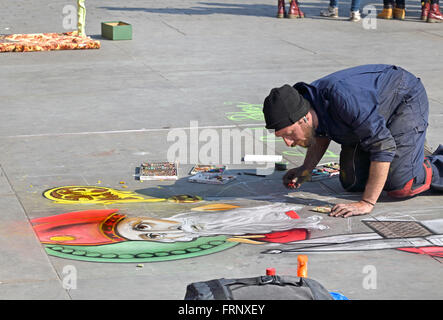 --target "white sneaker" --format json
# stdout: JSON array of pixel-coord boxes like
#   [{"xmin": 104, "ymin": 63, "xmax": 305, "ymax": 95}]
[
  {"xmin": 320, "ymin": 6, "xmax": 339, "ymax": 18},
  {"xmin": 349, "ymin": 10, "xmax": 361, "ymax": 21}
]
